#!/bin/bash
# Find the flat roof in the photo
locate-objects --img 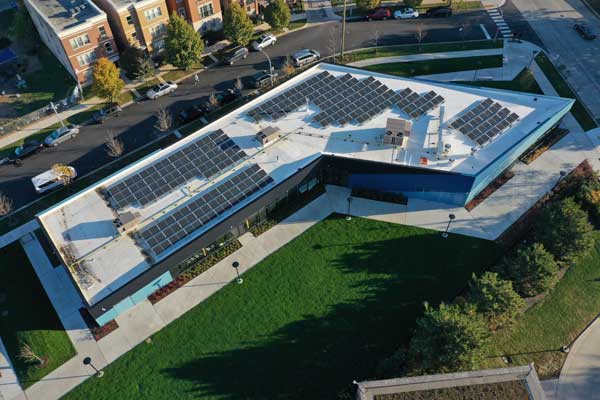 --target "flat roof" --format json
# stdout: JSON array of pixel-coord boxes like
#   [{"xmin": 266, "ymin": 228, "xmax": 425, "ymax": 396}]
[
  {"xmin": 37, "ymin": 63, "xmax": 572, "ymax": 306},
  {"xmin": 28, "ymin": 0, "xmax": 103, "ymax": 33}
]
